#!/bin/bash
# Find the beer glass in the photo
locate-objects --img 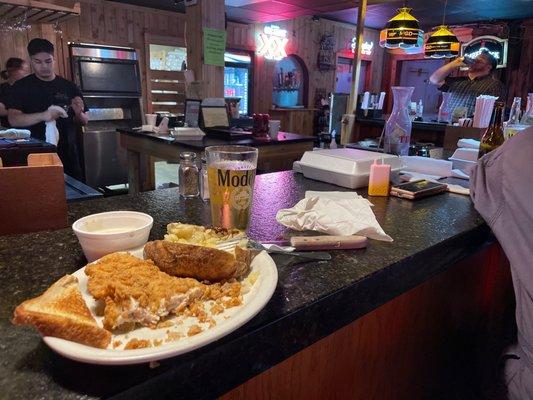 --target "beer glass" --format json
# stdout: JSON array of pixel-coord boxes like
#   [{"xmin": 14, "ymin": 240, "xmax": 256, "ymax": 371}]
[{"xmin": 205, "ymin": 146, "xmax": 258, "ymax": 230}]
